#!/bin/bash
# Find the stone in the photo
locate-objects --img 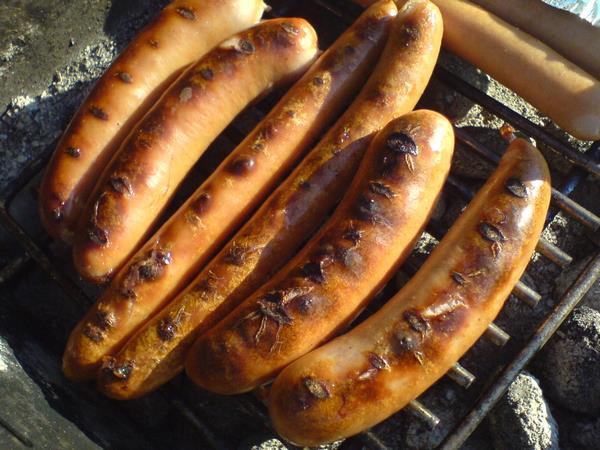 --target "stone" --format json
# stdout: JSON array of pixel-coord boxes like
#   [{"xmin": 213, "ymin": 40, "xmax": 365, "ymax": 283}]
[
  {"xmin": 487, "ymin": 372, "xmax": 559, "ymax": 450},
  {"xmin": 535, "ymin": 307, "xmax": 600, "ymax": 414}
]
